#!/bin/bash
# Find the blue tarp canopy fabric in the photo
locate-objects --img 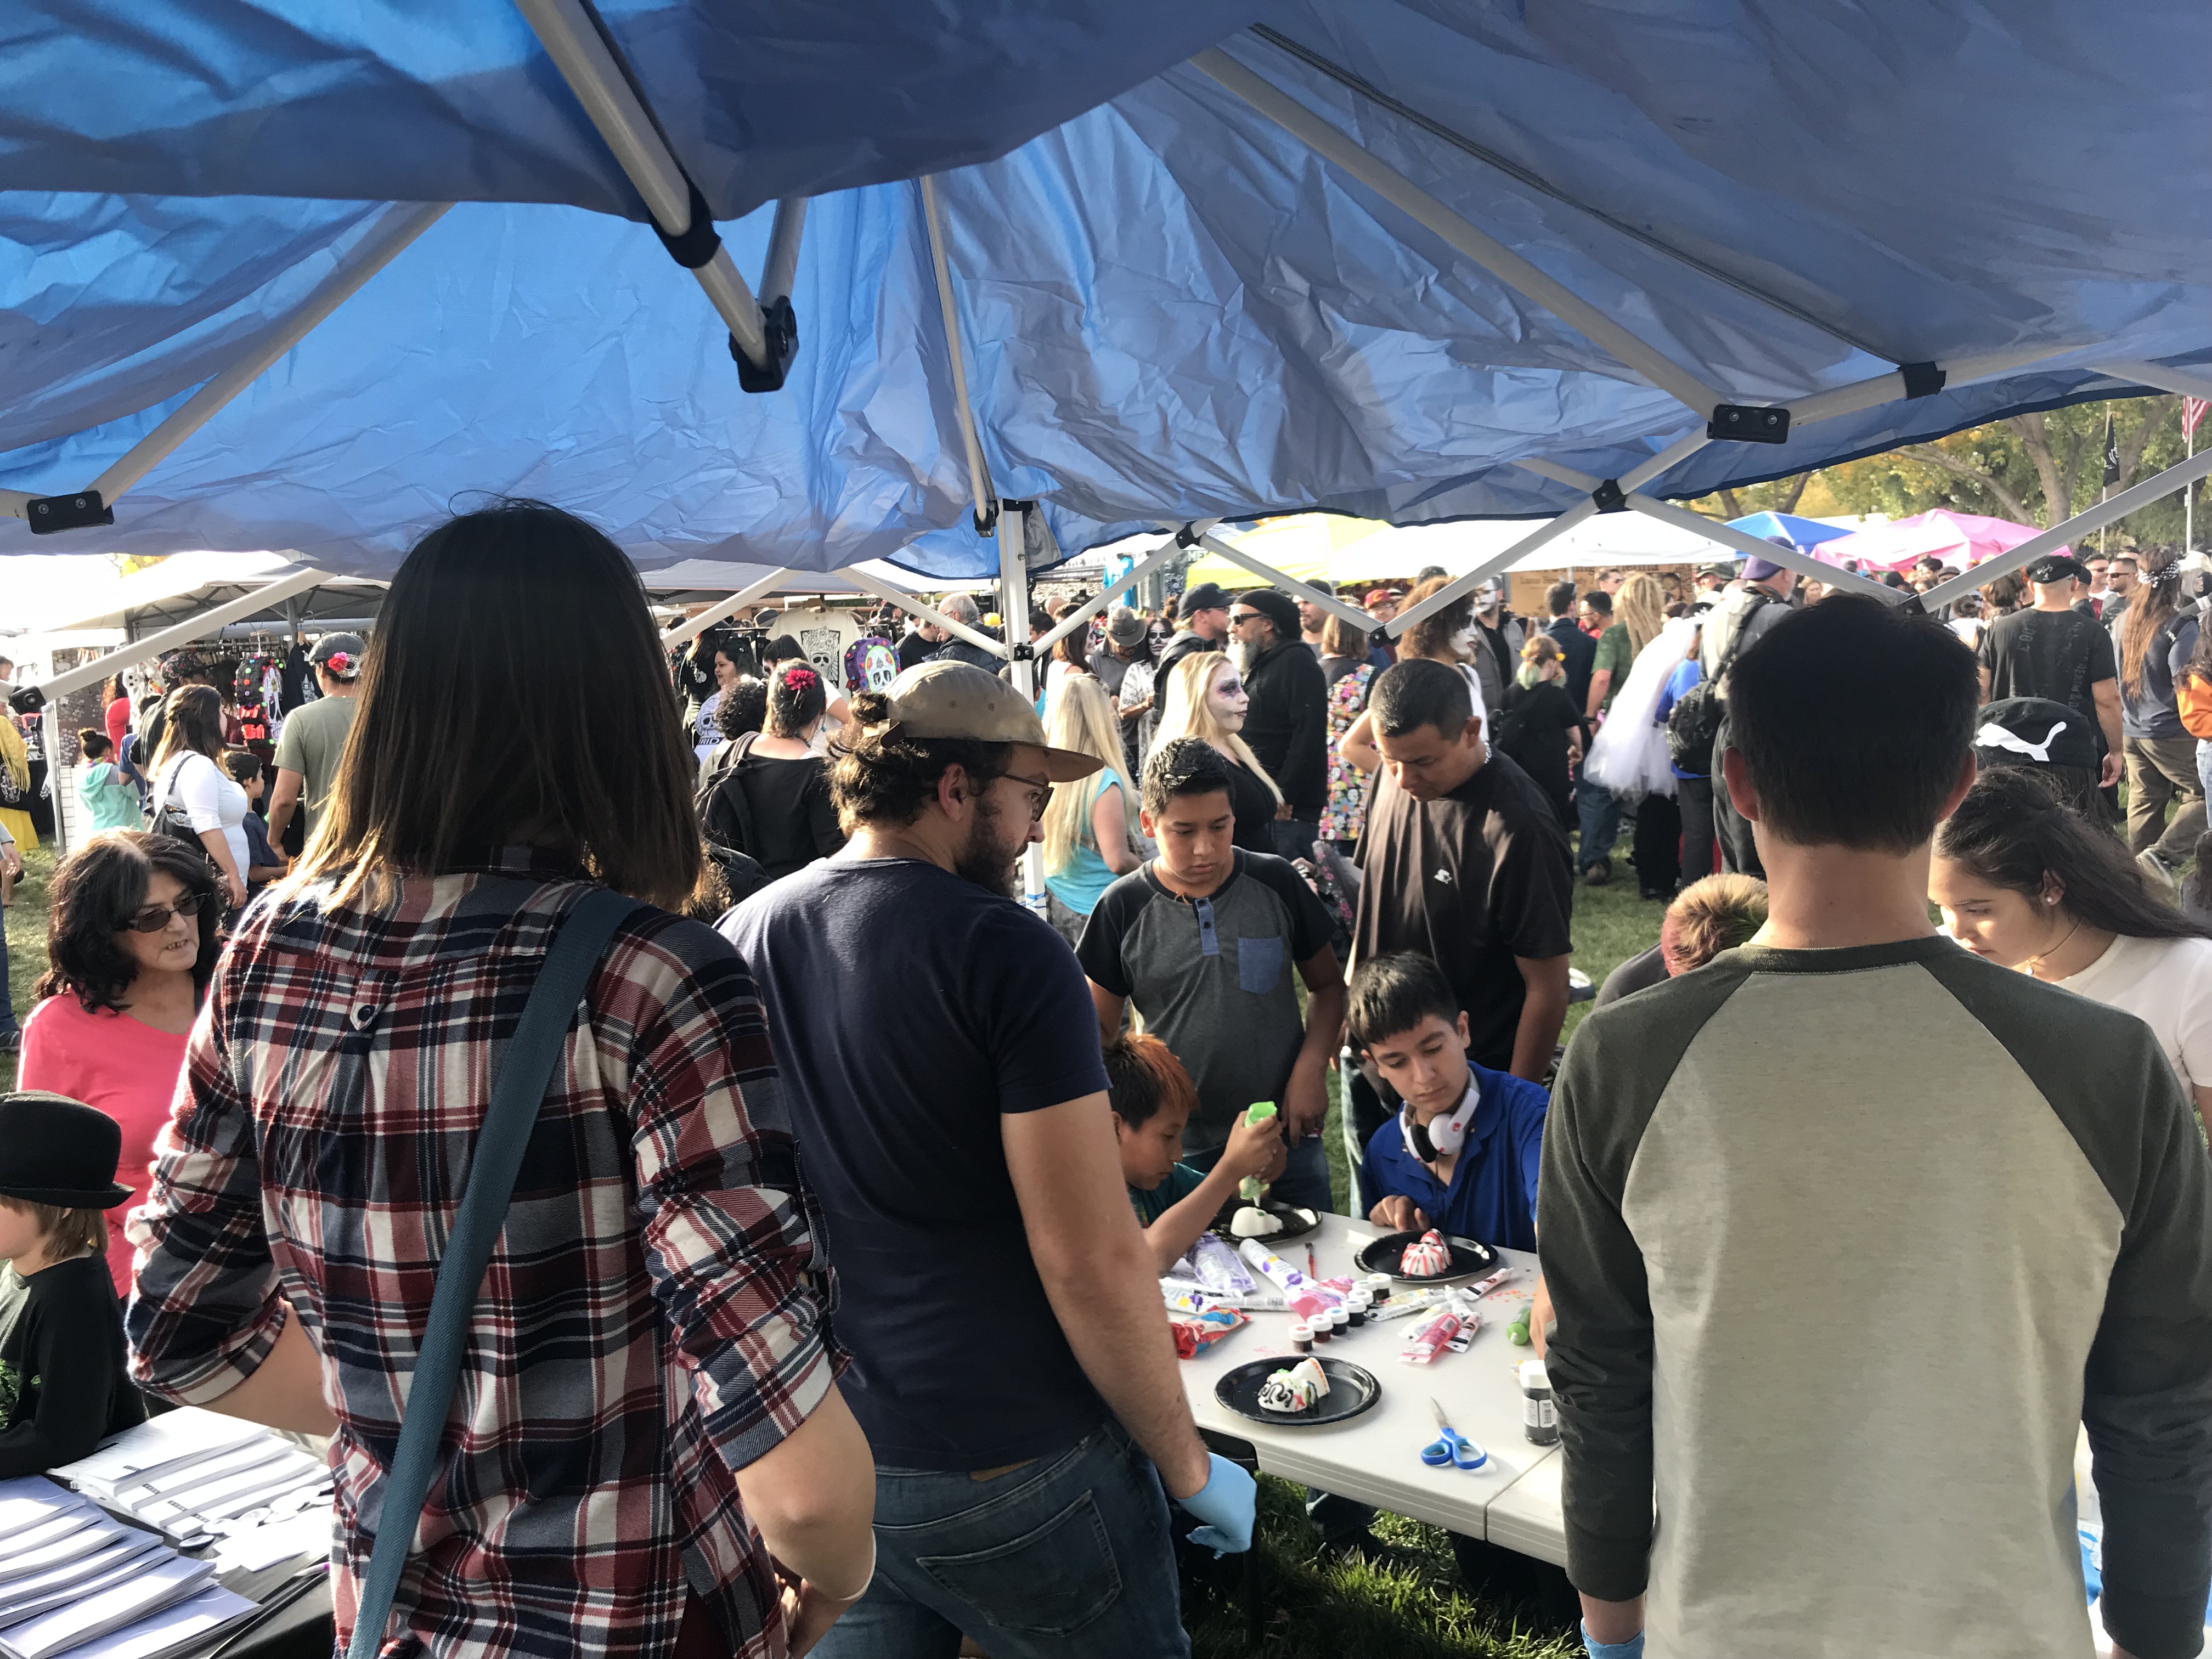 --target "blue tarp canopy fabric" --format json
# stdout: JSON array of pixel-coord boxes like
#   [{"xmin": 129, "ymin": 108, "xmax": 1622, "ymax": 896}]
[
  {"xmin": 1728, "ymin": 513, "xmax": 1858, "ymax": 557},
  {"xmin": 2, "ymin": 2, "xmax": 2208, "ymax": 579}
]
